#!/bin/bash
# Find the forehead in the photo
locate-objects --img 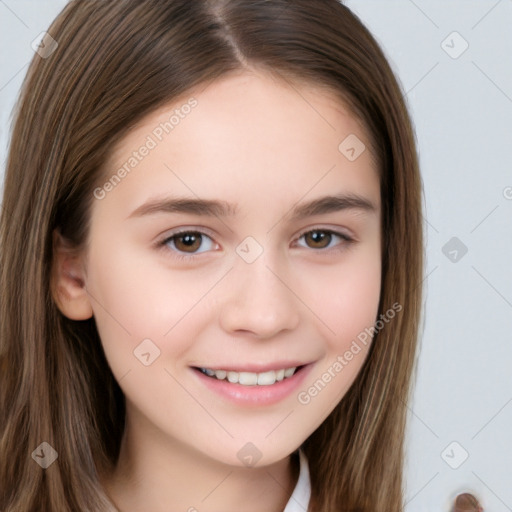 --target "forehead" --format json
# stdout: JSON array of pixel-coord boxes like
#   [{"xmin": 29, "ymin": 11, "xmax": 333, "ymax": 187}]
[{"xmin": 98, "ymin": 70, "xmax": 380, "ymax": 219}]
